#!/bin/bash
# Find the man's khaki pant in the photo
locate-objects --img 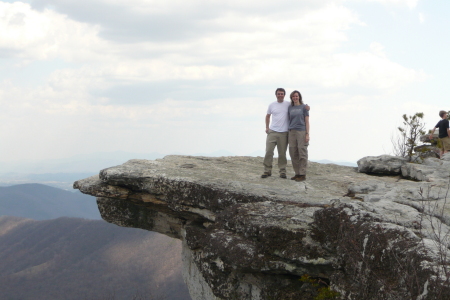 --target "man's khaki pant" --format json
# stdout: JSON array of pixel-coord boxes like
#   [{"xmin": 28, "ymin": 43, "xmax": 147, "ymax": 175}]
[
  {"xmin": 288, "ymin": 130, "xmax": 308, "ymax": 175},
  {"xmin": 263, "ymin": 130, "xmax": 288, "ymax": 174}
]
